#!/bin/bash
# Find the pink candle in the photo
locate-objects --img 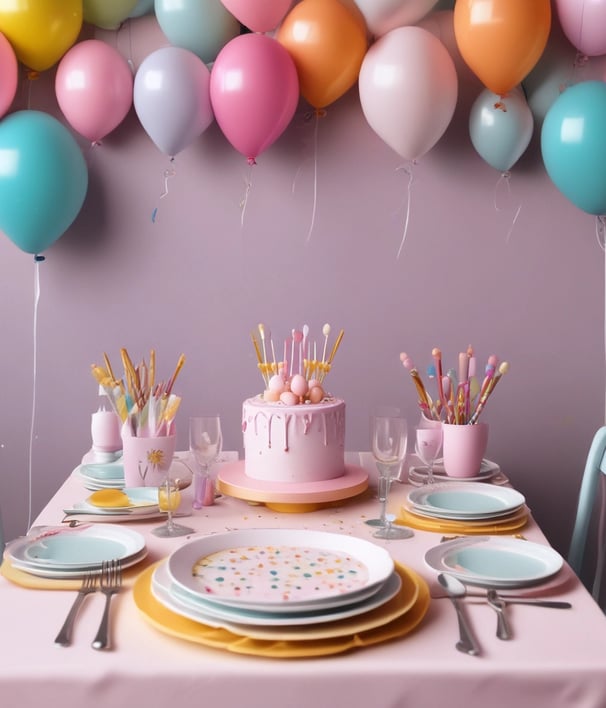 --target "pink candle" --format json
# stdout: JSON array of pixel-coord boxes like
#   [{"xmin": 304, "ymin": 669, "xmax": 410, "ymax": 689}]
[{"xmin": 91, "ymin": 409, "xmax": 122, "ymax": 452}]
